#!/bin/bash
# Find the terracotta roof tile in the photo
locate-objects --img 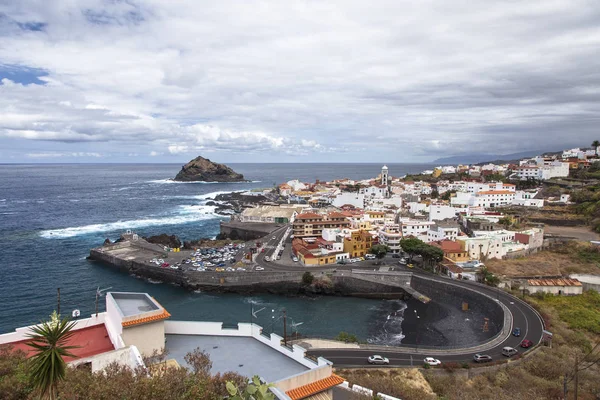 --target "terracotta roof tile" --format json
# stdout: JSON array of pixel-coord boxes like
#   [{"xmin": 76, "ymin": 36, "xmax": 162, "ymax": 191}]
[
  {"xmin": 296, "ymin": 212, "xmax": 323, "ymax": 219},
  {"xmin": 286, "ymin": 374, "xmax": 345, "ymax": 400},
  {"xmin": 122, "ymin": 309, "xmax": 171, "ymax": 327}
]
